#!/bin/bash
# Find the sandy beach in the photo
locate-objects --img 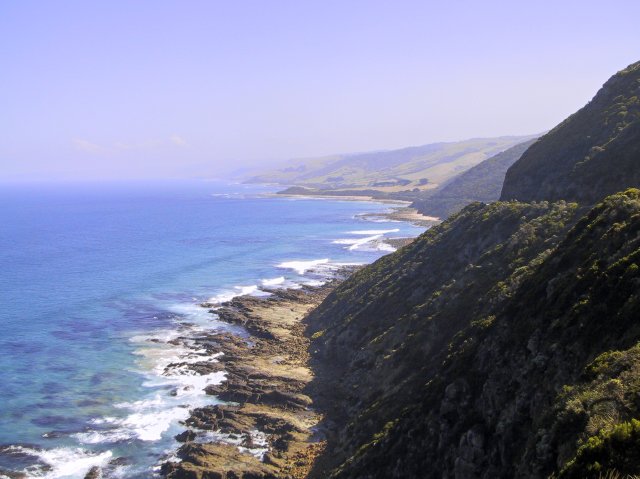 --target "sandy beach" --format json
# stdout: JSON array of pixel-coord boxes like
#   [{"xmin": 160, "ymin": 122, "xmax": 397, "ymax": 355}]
[
  {"xmin": 378, "ymin": 206, "xmax": 440, "ymax": 225},
  {"xmin": 265, "ymin": 192, "xmax": 412, "ymax": 205},
  {"xmin": 269, "ymin": 192, "xmax": 440, "ymax": 228},
  {"xmin": 357, "ymin": 206, "xmax": 440, "ymax": 228}
]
